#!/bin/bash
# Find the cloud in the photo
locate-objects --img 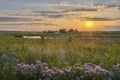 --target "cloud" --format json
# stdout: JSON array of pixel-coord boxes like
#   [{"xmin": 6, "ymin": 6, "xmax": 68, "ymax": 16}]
[
  {"xmin": 31, "ymin": 7, "xmax": 98, "ymax": 19},
  {"xmin": 0, "ymin": 17, "xmax": 33, "ymax": 22},
  {"xmin": 68, "ymin": 8, "xmax": 98, "ymax": 12},
  {"xmin": 0, "ymin": 16, "xmax": 45, "ymax": 22},
  {"xmin": 40, "ymin": 14, "xmax": 64, "ymax": 18},
  {"xmin": 47, "ymin": 1, "xmax": 71, "ymax": 7},
  {"xmin": 105, "ymin": 5, "xmax": 120, "ymax": 8},
  {"xmin": 93, "ymin": 4, "xmax": 120, "ymax": 10},
  {"xmin": 79, "ymin": 17, "xmax": 119, "ymax": 21},
  {"xmin": 0, "ymin": 22, "xmax": 59, "ymax": 26},
  {"xmin": 32, "ymin": 10, "xmax": 71, "ymax": 14},
  {"xmin": 31, "ymin": 10, "xmax": 65, "ymax": 18}
]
